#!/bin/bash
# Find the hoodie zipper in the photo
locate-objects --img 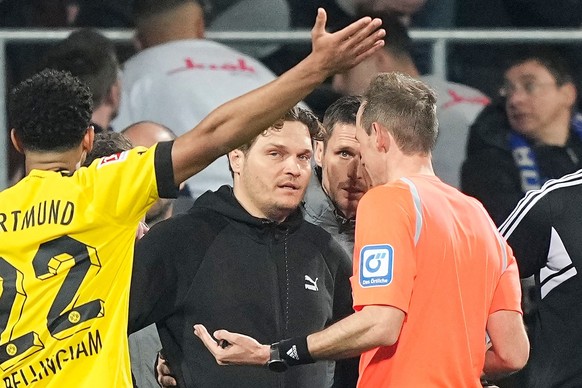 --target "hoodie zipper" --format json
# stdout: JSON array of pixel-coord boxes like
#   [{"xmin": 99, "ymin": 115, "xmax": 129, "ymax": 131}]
[{"xmin": 283, "ymin": 229, "xmax": 290, "ymax": 335}]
